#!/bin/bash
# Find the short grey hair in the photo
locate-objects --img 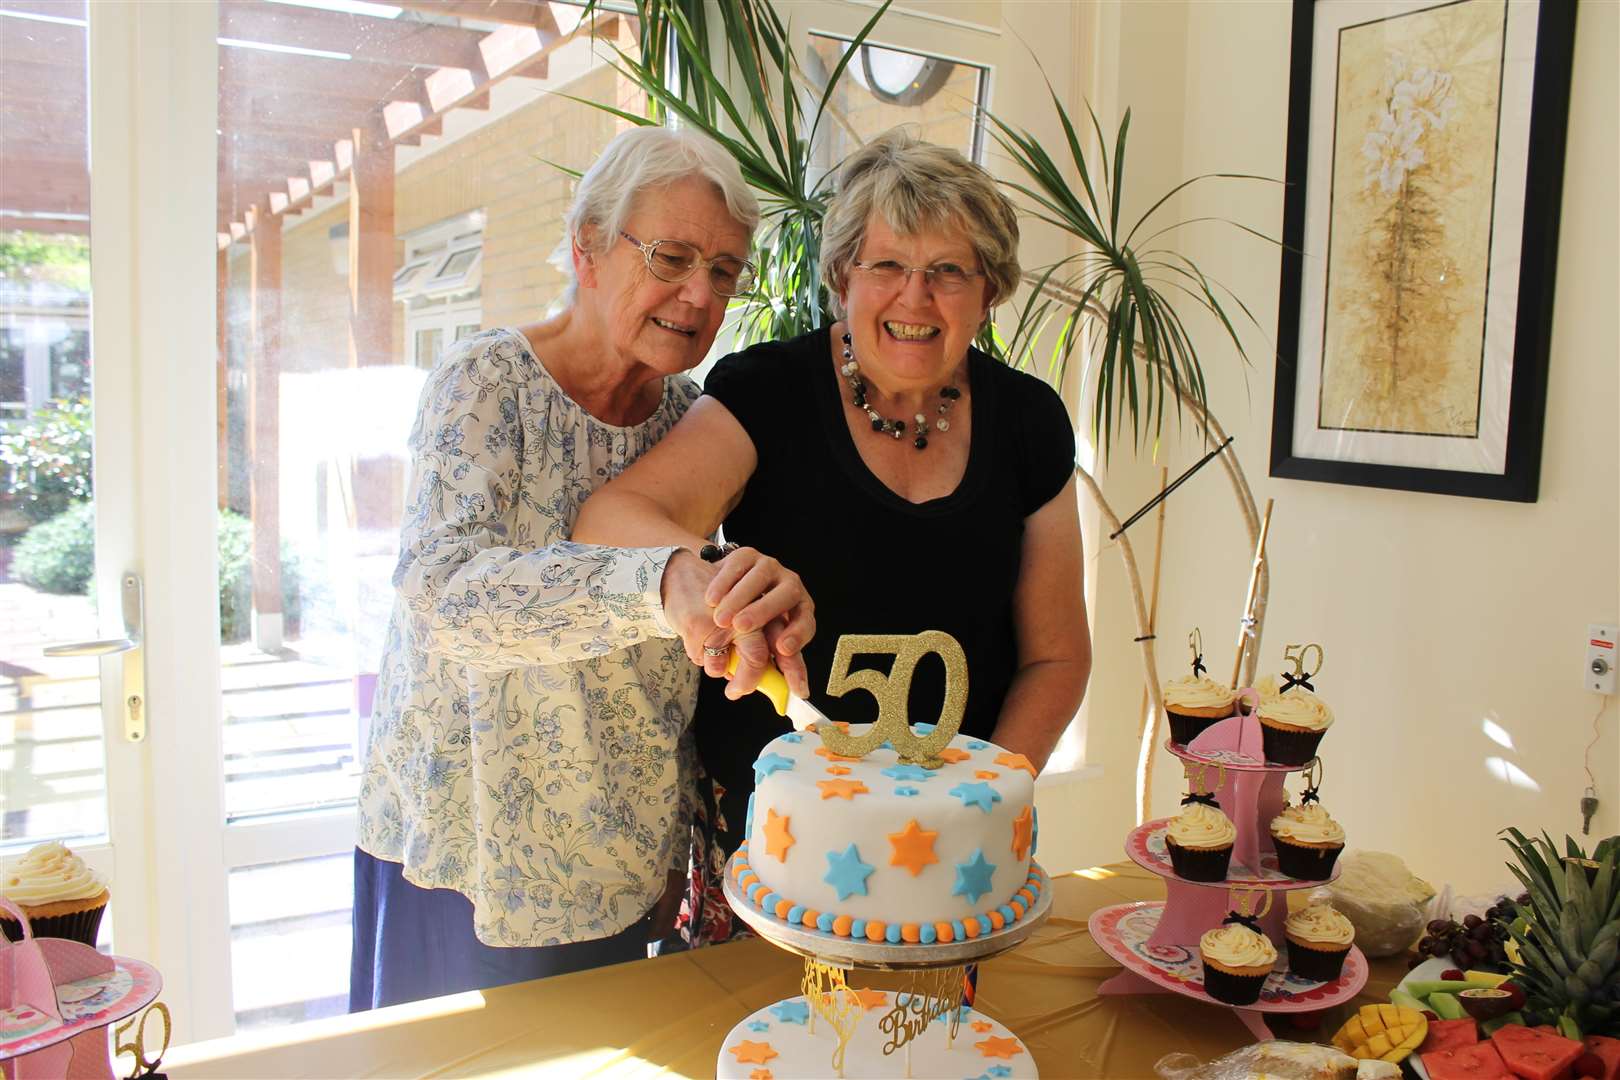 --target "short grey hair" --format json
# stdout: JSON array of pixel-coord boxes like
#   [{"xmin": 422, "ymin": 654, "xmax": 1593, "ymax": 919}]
[
  {"xmin": 550, "ymin": 126, "xmax": 761, "ymax": 304},
  {"xmin": 820, "ymin": 128, "xmax": 1020, "ymax": 318}
]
